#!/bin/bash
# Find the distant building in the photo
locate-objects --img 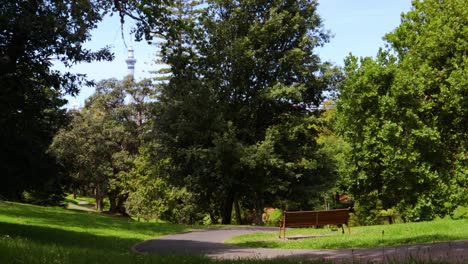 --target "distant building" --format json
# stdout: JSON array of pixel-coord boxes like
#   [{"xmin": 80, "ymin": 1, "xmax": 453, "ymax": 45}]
[{"xmin": 125, "ymin": 46, "xmax": 136, "ymax": 77}]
